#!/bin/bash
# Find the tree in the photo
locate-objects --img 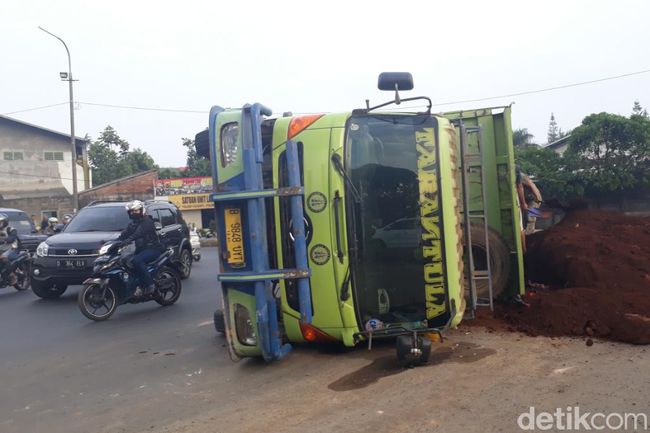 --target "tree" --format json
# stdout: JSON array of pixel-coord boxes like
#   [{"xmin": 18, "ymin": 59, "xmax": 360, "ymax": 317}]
[
  {"xmin": 567, "ymin": 112, "xmax": 650, "ymax": 194},
  {"xmin": 158, "ymin": 167, "xmax": 182, "ymax": 179},
  {"xmin": 547, "ymin": 113, "xmax": 560, "ymax": 144},
  {"xmin": 516, "ymin": 146, "xmax": 584, "ymax": 203},
  {"xmin": 632, "ymin": 100, "xmax": 648, "ymax": 118},
  {"xmin": 513, "ymin": 128, "xmax": 535, "ymax": 148},
  {"xmin": 88, "ymin": 125, "xmax": 157, "ymax": 186},
  {"xmin": 181, "ymin": 138, "xmax": 211, "ymax": 177}
]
